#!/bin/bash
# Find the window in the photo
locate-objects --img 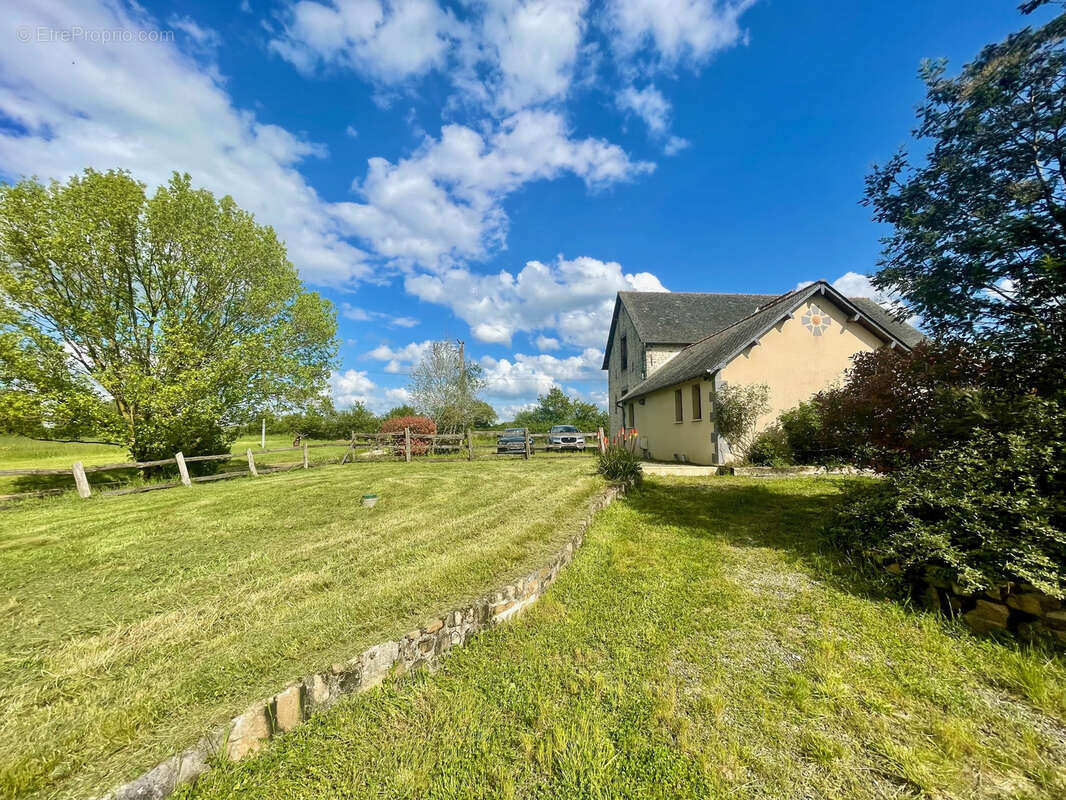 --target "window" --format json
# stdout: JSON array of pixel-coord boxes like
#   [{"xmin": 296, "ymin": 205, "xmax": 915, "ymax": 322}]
[
  {"xmin": 691, "ymin": 384, "xmax": 702, "ymax": 420},
  {"xmin": 674, "ymin": 389, "xmax": 683, "ymax": 422},
  {"xmin": 620, "ymin": 335, "xmax": 628, "ymax": 370},
  {"xmin": 627, "ymin": 404, "xmax": 635, "ymax": 428}
]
